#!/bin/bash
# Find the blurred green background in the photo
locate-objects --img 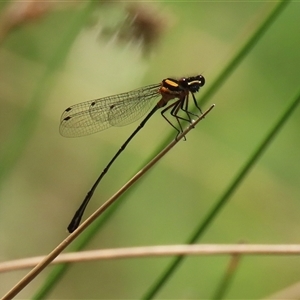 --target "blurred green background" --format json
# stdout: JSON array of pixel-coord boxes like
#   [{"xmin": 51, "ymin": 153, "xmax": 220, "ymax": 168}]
[{"xmin": 1, "ymin": 1, "xmax": 300, "ymax": 299}]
